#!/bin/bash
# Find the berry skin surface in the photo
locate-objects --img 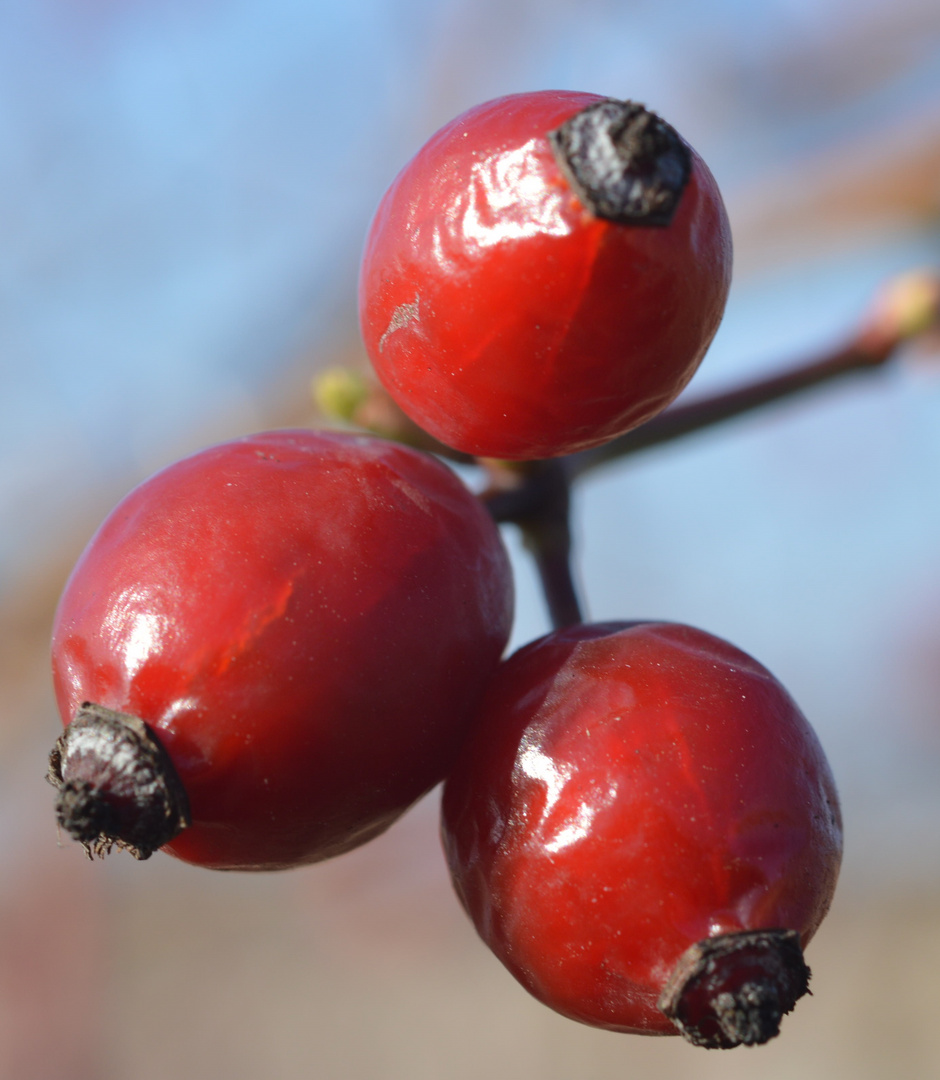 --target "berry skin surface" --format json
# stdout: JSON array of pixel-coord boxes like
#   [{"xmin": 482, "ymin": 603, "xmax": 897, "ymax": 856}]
[
  {"xmin": 441, "ymin": 621, "xmax": 842, "ymax": 1039},
  {"xmin": 359, "ymin": 91, "xmax": 733, "ymax": 460},
  {"xmin": 52, "ymin": 429, "xmax": 513, "ymax": 870}
]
